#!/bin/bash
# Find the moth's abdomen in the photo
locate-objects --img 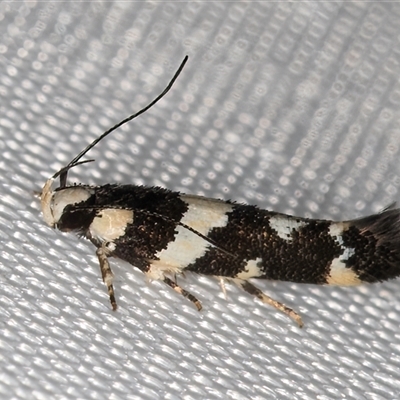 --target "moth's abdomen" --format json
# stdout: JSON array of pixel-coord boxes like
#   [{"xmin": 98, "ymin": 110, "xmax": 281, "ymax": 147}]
[
  {"xmin": 184, "ymin": 203, "xmax": 338, "ymax": 283},
  {"xmin": 183, "ymin": 202, "xmax": 400, "ymax": 286}
]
